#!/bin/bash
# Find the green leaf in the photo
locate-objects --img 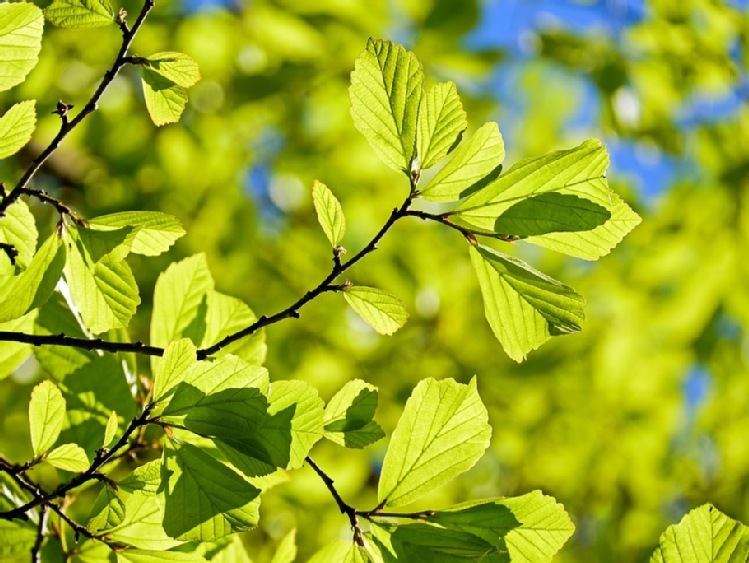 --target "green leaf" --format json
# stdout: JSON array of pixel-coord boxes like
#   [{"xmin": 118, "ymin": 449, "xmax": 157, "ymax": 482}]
[
  {"xmin": 343, "ymin": 286, "xmax": 408, "ymax": 336},
  {"xmin": 0, "ymin": 100, "xmax": 36, "ymax": 159},
  {"xmin": 207, "ymin": 535, "xmax": 253, "ymax": 563},
  {"xmin": 469, "ymin": 245, "xmax": 585, "ymax": 362},
  {"xmin": 493, "ymin": 193, "xmax": 611, "ymax": 236},
  {"xmin": 162, "ymin": 441, "xmax": 261, "ymax": 541},
  {"xmin": 117, "ymin": 549, "xmax": 207, "ymax": 563},
  {"xmin": 350, "ymin": 38, "xmax": 423, "ymax": 174},
  {"xmin": 44, "ymin": 0, "xmax": 113, "ymax": 28},
  {"xmin": 46, "ymin": 443, "xmax": 90, "ymax": 472},
  {"xmin": 119, "ymin": 459, "xmax": 163, "ymax": 495},
  {"xmin": 0, "ymin": 3, "xmax": 44, "ymax": 92},
  {"xmin": 29, "ymin": 380, "xmax": 66, "ymax": 457},
  {"xmin": 77, "ymin": 226, "xmax": 134, "ymax": 263},
  {"xmin": 312, "ymin": 180, "xmax": 346, "ymax": 247},
  {"xmin": 0, "ymin": 520, "xmax": 36, "ymax": 560},
  {"xmin": 378, "ymin": 377, "xmax": 491, "ymax": 507},
  {"xmin": 0, "ymin": 200, "xmax": 36, "ymax": 268},
  {"xmin": 88, "ymin": 485, "xmax": 126, "ymax": 533},
  {"xmin": 151, "ymin": 254, "xmax": 213, "ymax": 348},
  {"xmin": 455, "ymin": 139, "xmax": 641, "ymax": 259},
  {"xmin": 416, "ymin": 81, "xmax": 467, "ymax": 170},
  {"xmin": 323, "ymin": 379, "xmax": 385, "ymax": 448},
  {"xmin": 152, "ymin": 339, "xmax": 197, "ymax": 405},
  {"xmin": 146, "ymin": 52, "xmax": 201, "ymax": 88},
  {"xmin": 428, "ymin": 491, "xmax": 575, "ymax": 562},
  {"xmin": 0, "ymin": 310, "xmax": 36, "ymax": 380},
  {"xmin": 63, "ymin": 226, "xmax": 140, "ymax": 334},
  {"xmin": 650, "ymin": 504, "xmax": 749, "ymax": 562},
  {"xmin": 88, "ymin": 211, "xmax": 186, "ymax": 256},
  {"xmin": 420, "ymin": 122, "xmax": 504, "ymax": 203},
  {"xmin": 200, "ymin": 290, "xmax": 266, "ymax": 365},
  {"xmin": 309, "ymin": 541, "xmax": 372, "ymax": 563},
  {"xmin": 141, "ymin": 68, "xmax": 189, "ymax": 127},
  {"xmin": 270, "ymin": 528, "xmax": 297, "ymax": 563},
  {"xmin": 0, "ymin": 233, "xmax": 66, "ymax": 322},
  {"xmin": 109, "ymin": 492, "xmax": 184, "ymax": 550},
  {"xmin": 103, "ymin": 410, "xmax": 118, "ymax": 448}
]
